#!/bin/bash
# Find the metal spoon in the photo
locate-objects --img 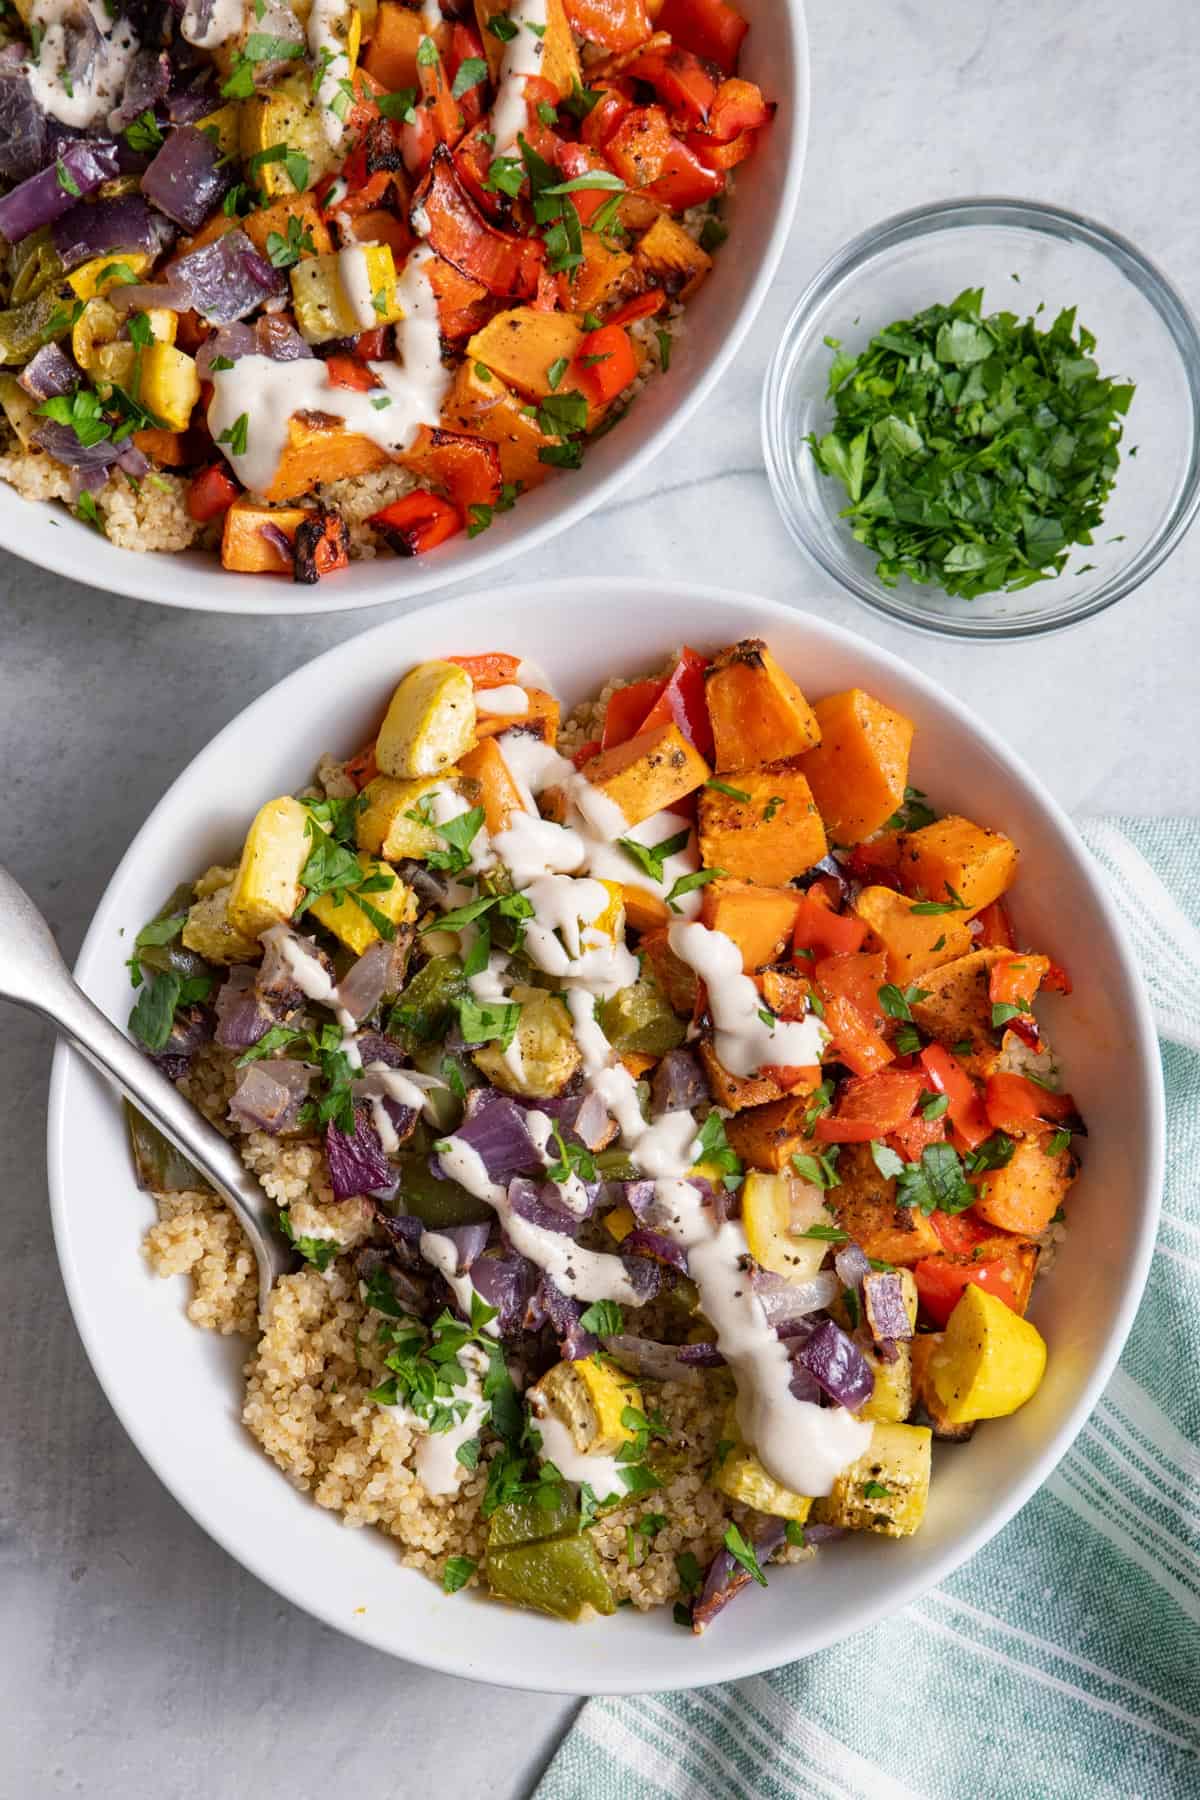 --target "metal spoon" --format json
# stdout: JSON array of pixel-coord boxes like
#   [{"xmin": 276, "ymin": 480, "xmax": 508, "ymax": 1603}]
[{"xmin": 0, "ymin": 864, "xmax": 291, "ymax": 1317}]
